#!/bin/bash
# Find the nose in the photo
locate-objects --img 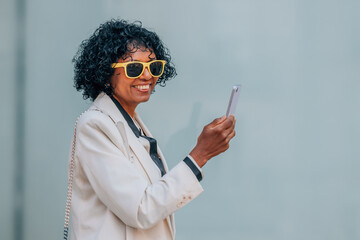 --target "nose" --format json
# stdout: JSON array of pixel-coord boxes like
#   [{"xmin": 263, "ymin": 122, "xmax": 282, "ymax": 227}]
[{"xmin": 139, "ymin": 66, "xmax": 152, "ymax": 80}]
